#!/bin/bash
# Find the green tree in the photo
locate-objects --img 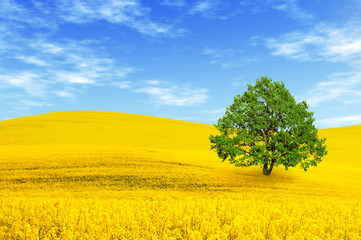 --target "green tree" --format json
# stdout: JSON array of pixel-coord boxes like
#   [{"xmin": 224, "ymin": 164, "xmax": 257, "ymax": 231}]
[{"xmin": 209, "ymin": 76, "xmax": 327, "ymax": 176}]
